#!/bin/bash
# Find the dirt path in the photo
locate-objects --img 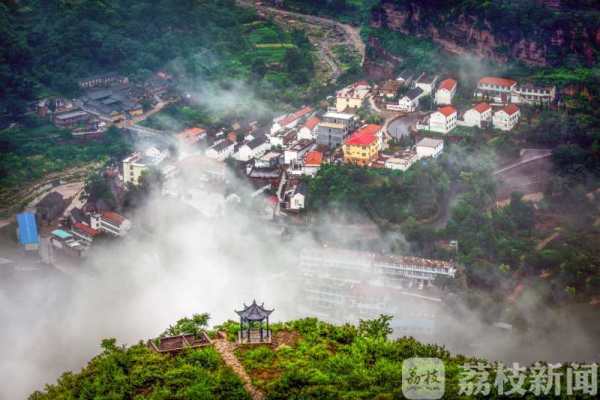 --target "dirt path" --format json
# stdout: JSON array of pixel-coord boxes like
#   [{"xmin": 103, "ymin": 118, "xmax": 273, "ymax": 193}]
[
  {"xmin": 236, "ymin": 0, "xmax": 366, "ymax": 81},
  {"xmin": 213, "ymin": 336, "xmax": 264, "ymax": 400}
]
